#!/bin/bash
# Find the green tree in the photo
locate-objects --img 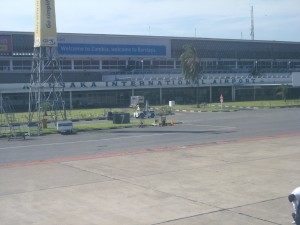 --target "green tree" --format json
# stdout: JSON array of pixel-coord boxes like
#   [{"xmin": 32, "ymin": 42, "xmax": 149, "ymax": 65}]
[
  {"xmin": 41, "ymin": 102, "xmax": 52, "ymax": 117},
  {"xmin": 276, "ymin": 84, "xmax": 289, "ymax": 102},
  {"xmin": 180, "ymin": 44, "xmax": 202, "ymax": 107}
]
